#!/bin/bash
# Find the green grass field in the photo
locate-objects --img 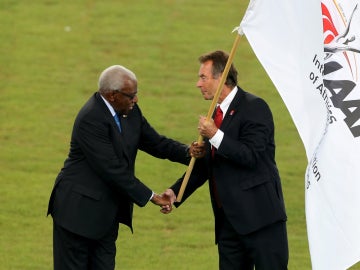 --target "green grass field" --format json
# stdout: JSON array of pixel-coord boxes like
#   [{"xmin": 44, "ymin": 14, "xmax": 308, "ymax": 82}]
[{"xmin": 1, "ymin": 0, "xmax": 359, "ymax": 269}]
